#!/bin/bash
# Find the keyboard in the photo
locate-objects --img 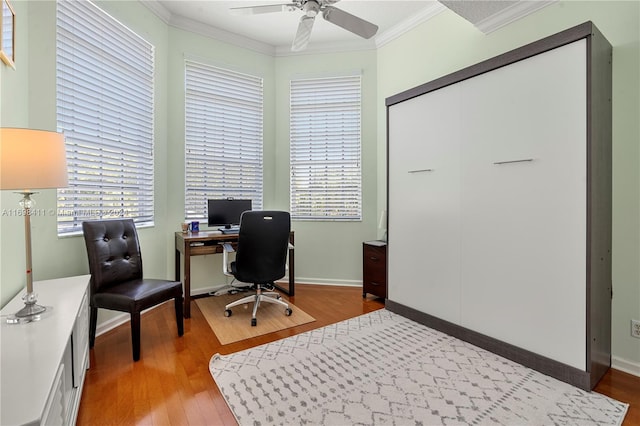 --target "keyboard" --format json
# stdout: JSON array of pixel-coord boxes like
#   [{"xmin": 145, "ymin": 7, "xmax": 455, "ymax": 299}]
[{"xmin": 220, "ymin": 226, "xmax": 240, "ymax": 234}]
